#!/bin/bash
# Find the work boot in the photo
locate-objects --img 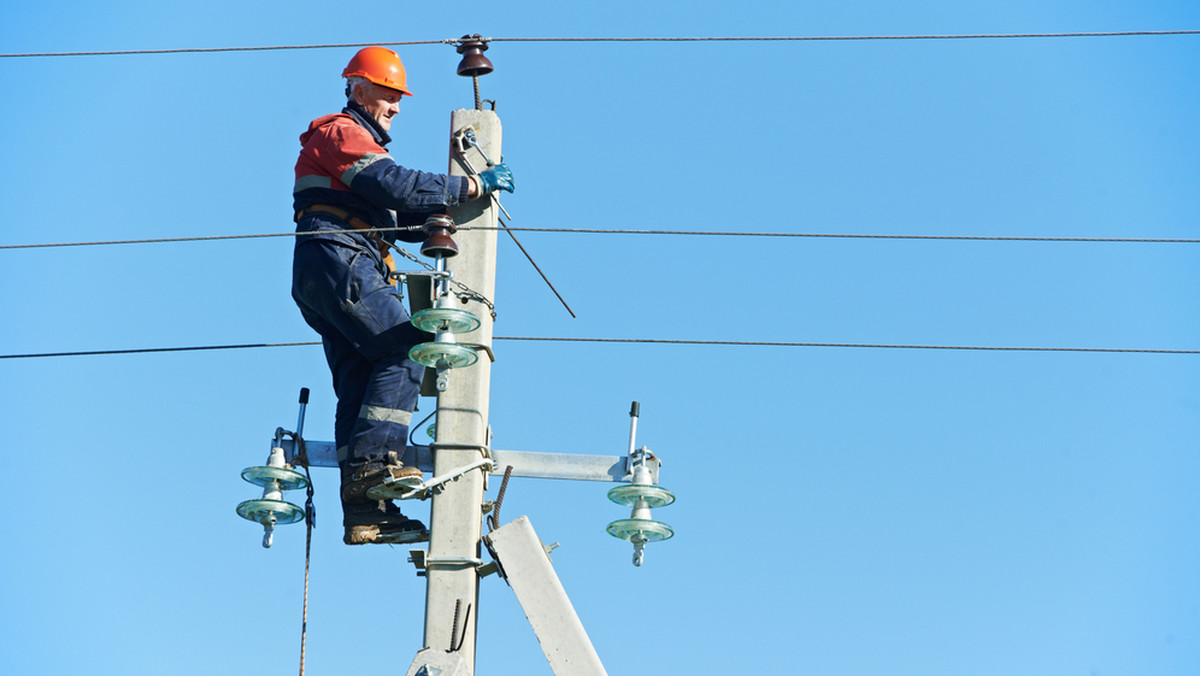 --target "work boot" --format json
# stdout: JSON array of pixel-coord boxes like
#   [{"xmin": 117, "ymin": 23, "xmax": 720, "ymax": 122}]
[
  {"xmin": 343, "ymin": 500, "xmax": 429, "ymax": 545},
  {"xmin": 340, "ymin": 455, "xmax": 422, "ymax": 504}
]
